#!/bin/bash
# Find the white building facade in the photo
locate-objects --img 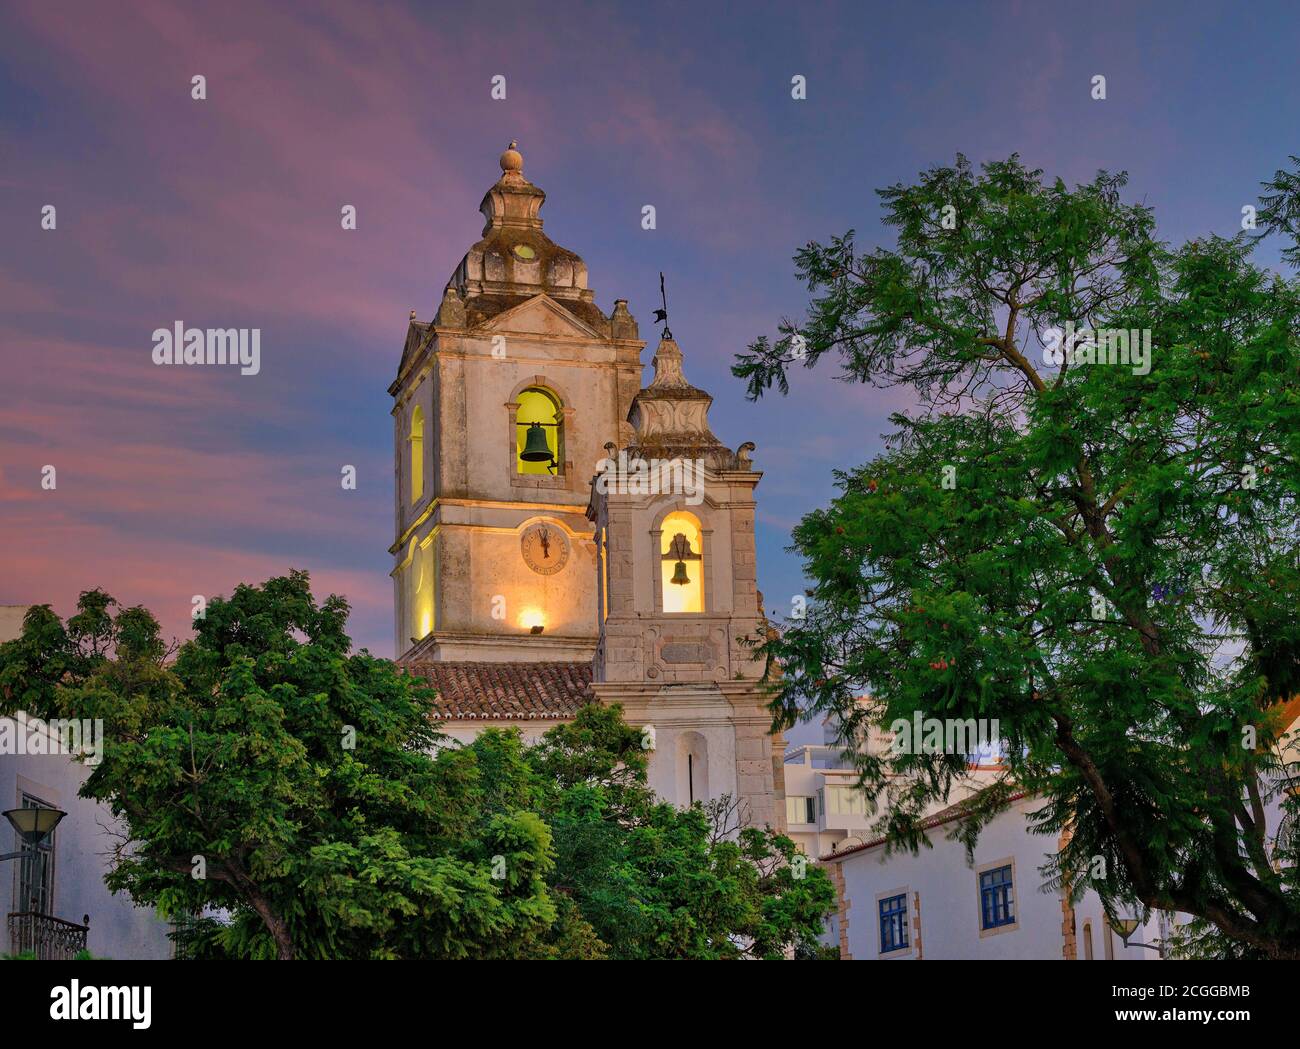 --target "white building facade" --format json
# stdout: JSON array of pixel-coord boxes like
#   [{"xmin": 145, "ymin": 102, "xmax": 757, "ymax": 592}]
[
  {"xmin": 1, "ymin": 608, "xmax": 173, "ymax": 959},
  {"xmin": 820, "ymin": 792, "xmax": 1163, "ymax": 961}
]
